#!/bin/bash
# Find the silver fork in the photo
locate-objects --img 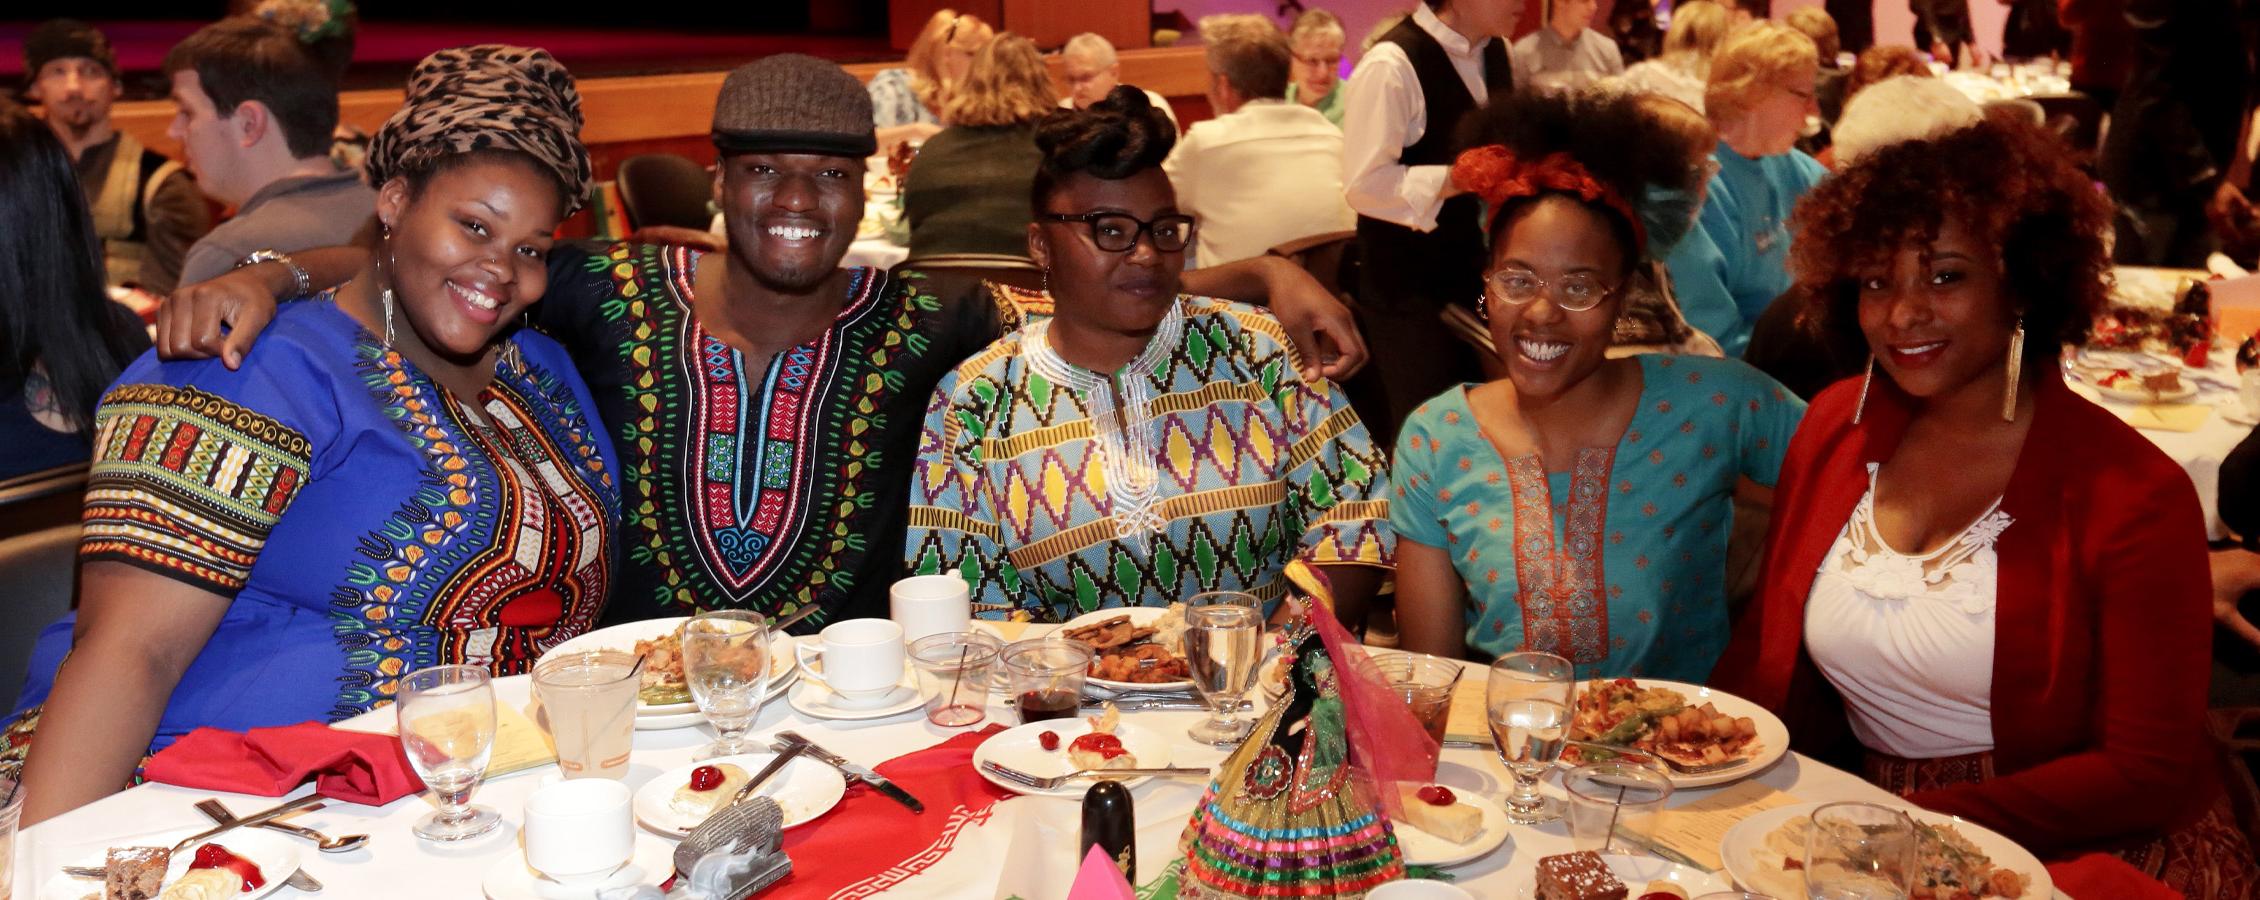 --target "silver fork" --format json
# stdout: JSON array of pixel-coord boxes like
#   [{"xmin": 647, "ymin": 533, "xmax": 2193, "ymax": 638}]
[{"xmin": 979, "ymin": 760, "xmax": 1210, "ymax": 791}]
